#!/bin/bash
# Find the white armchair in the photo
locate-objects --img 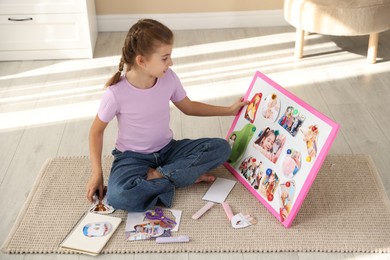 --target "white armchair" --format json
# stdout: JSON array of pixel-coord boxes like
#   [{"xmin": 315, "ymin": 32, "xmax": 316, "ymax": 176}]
[{"xmin": 284, "ymin": 0, "xmax": 390, "ymax": 63}]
